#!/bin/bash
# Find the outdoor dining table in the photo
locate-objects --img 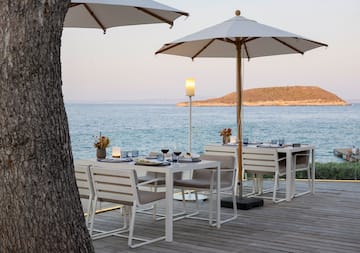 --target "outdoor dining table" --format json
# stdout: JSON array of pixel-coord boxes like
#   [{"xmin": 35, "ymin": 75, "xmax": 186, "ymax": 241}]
[
  {"xmin": 80, "ymin": 158, "xmax": 221, "ymax": 242},
  {"xmin": 204, "ymin": 143, "xmax": 315, "ymax": 201}
]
